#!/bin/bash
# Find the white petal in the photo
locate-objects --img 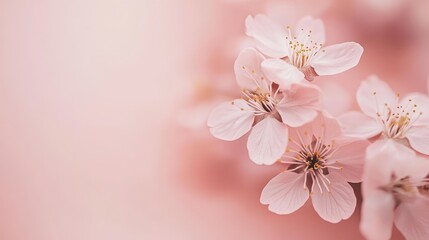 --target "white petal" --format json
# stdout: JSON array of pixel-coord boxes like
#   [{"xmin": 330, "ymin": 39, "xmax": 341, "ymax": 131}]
[
  {"xmin": 207, "ymin": 99, "xmax": 254, "ymax": 141},
  {"xmin": 234, "ymin": 48, "xmax": 268, "ymax": 91},
  {"xmin": 365, "ymin": 139, "xmax": 417, "ymax": 182},
  {"xmin": 406, "ymin": 126, "xmax": 429, "ymax": 155},
  {"xmin": 399, "ymin": 93, "xmax": 429, "ymax": 126},
  {"xmin": 311, "ymin": 172, "xmax": 357, "ymax": 223},
  {"xmin": 329, "ymin": 139, "xmax": 369, "ymax": 183},
  {"xmin": 356, "ymin": 75, "xmax": 397, "ymax": 118},
  {"xmin": 338, "ymin": 111, "xmax": 382, "ymax": 138},
  {"xmin": 261, "ymin": 59, "xmax": 304, "ymax": 89},
  {"xmin": 311, "ymin": 42, "xmax": 363, "ymax": 76},
  {"xmin": 276, "ymin": 84, "xmax": 321, "ymax": 127},
  {"xmin": 395, "ymin": 200, "xmax": 429, "ymax": 240},
  {"xmin": 261, "ymin": 172, "xmax": 309, "ymax": 215},
  {"xmin": 245, "ymin": 15, "xmax": 288, "ymax": 58},
  {"xmin": 360, "ymin": 190, "xmax": 395, "ymax": 240},
  {"xmin": 247, "ymin": 117, "xmax": 288, "ymax": 165},
  {"xmin": 294, "ymin": 16, "xmax": 325, "ymax": 45}
]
